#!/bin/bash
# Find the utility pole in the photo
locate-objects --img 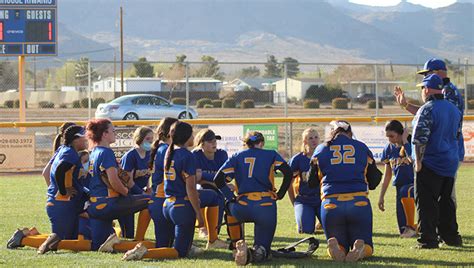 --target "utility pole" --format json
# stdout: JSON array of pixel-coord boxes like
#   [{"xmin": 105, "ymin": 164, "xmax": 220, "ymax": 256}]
[{"xmin": 120, "ymin": 6, "xmax": 124, "ymax": 96}]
